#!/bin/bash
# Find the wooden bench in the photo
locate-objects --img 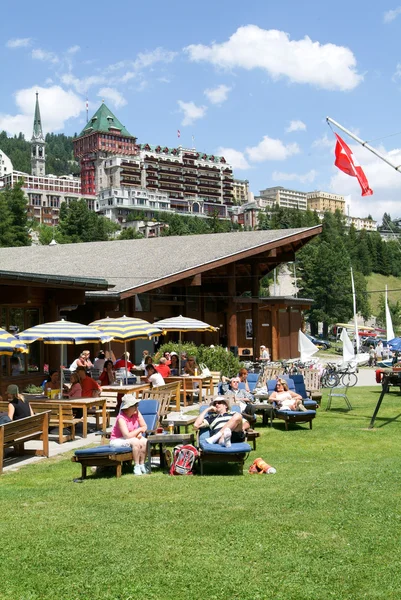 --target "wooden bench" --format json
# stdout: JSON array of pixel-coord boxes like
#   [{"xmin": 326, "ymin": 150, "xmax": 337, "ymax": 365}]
[
  {"xmin": 0, "ymin": 411, "xmax": 50, "ymax": 474},
  {"xmin": 88, "ymin": 390, "xmax": 118, "ymax": 429},
  {"xmin": 152, "ymin": 381, "xmax": 181, "ymax": 411},
  {"xmin": 30, "ymin": 402, "xmax": 82, "ymax": 444}
]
